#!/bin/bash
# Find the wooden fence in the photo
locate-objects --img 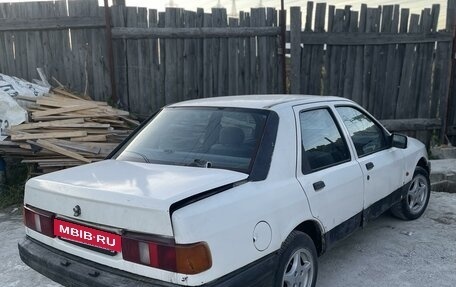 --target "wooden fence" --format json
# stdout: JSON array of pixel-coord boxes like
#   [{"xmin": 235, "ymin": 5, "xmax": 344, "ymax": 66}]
[
  {"xmin": 0, "ymin": 0, "xmax": 110, "ymax": 102},
  {"xmin": 289, "ymin": 3, "xmax": 453, "ymax": 144},
  {"xmin": 0, "ymin": 0, "xmax": 455, "ymax": 145},
  {"xmin": 110, "ymin": 6, "xmax": 282, "ymax": 117}
]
